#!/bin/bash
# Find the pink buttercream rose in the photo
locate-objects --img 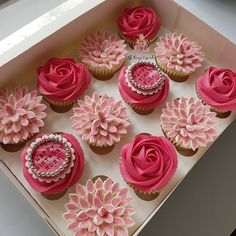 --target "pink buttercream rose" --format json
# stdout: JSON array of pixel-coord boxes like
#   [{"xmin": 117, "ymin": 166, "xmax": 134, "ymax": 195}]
[
  {"xmin": 120, "ymin": 134, "xmax": 178, "ymax": 193},
  {"xmin": 197, "ymin": 66, "xmax": 236, "ymax": 111},
  {"xmin": 117, "ymin": 6, "xmax": 160, "ymax": 40},
  {"xmin": 37, "ymin": 58, "xmax": 90, "ymax": 102}
]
